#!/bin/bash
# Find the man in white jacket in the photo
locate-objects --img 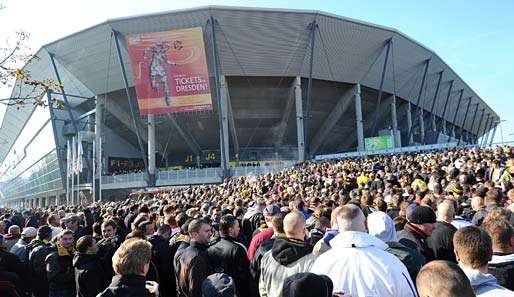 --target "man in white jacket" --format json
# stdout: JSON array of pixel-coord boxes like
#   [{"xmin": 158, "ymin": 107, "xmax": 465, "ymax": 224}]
[
  {"xmin": 310, "ymin": 205, "xmax": 417, "ymax": 297},
  {"xmin": 259, "ymin": 211, "xmax": 316, "ymax": 297}
]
